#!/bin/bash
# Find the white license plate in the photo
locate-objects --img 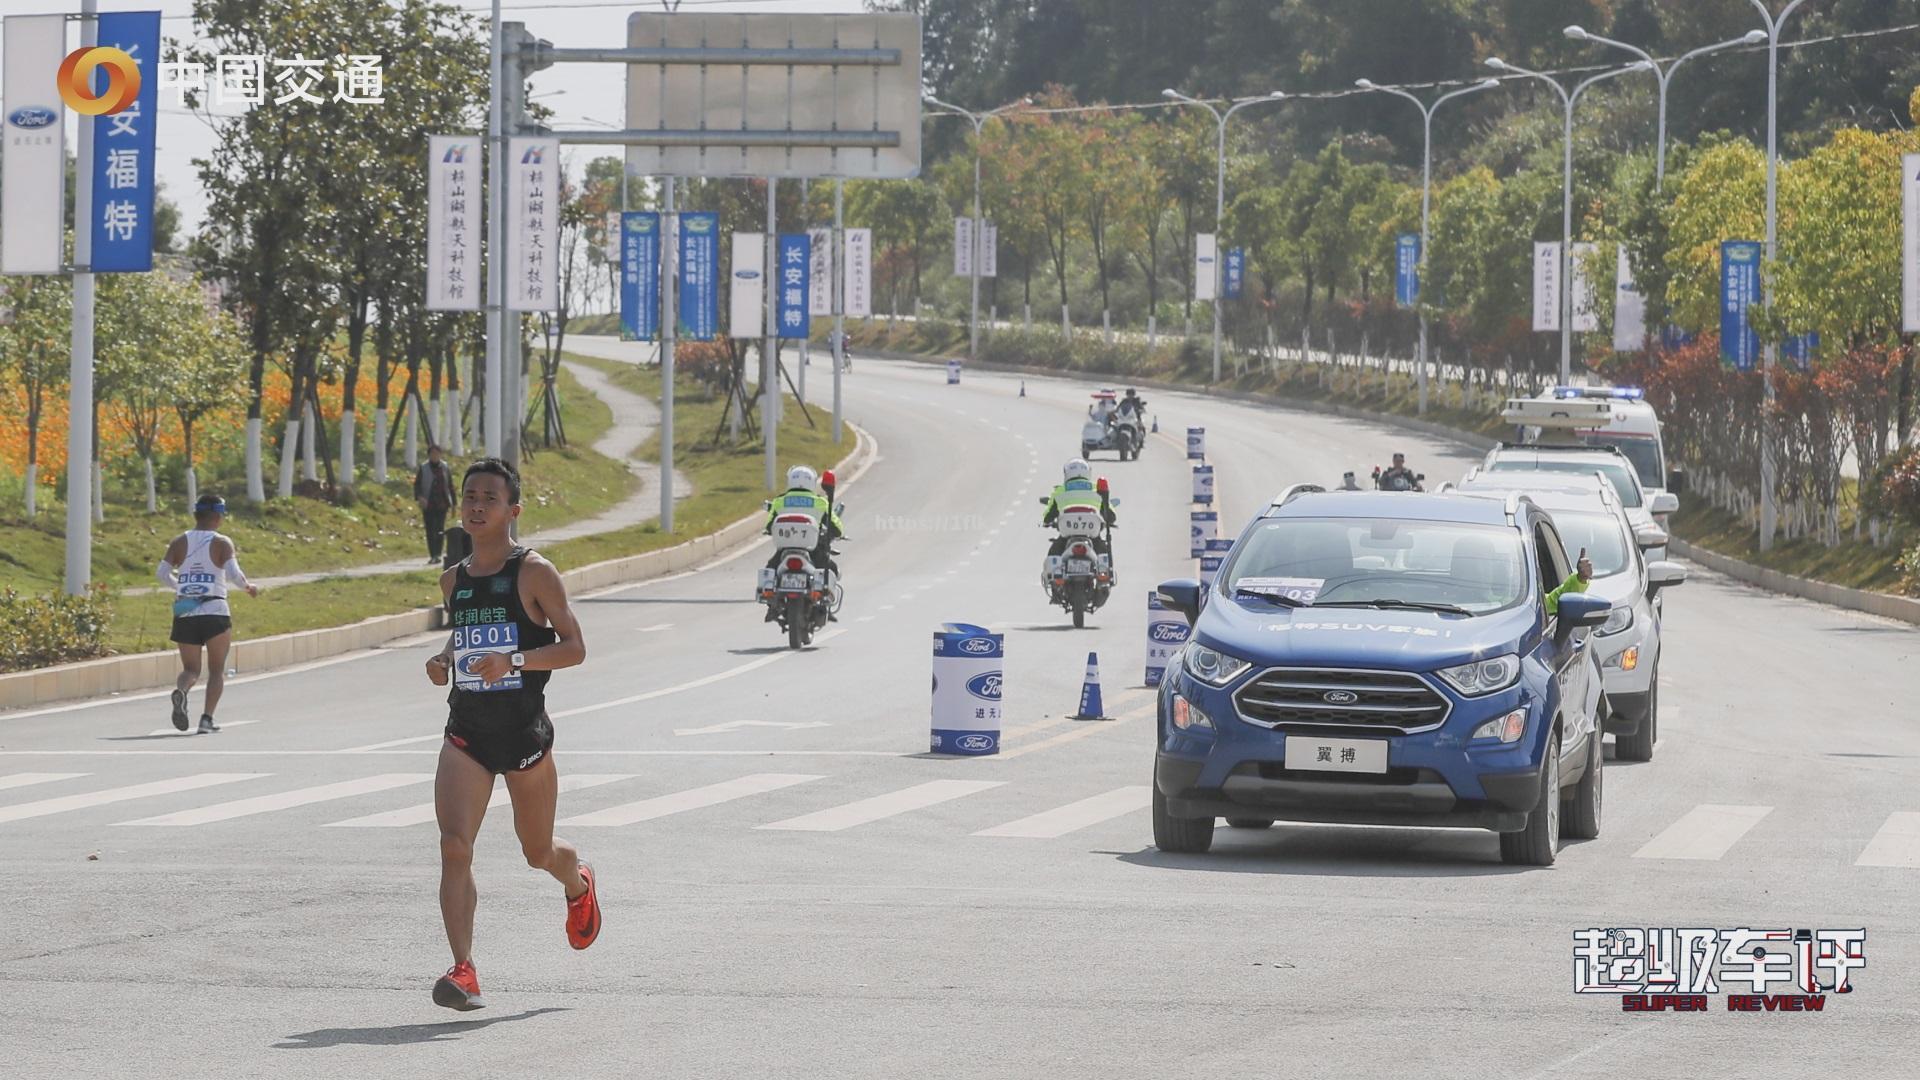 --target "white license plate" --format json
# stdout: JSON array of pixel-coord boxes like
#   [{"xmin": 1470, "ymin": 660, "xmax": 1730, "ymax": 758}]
[
  {"xmin": 1065, "ymin": 559, "xmax": 1092, "ymax": 573},
  {"xmin": 1284, "ymin": 735, "xmax": 1389, "ymax": 774},
  {"xmin": 779, "ymin": 573, "xmax": 809, "ymax": 590}
]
